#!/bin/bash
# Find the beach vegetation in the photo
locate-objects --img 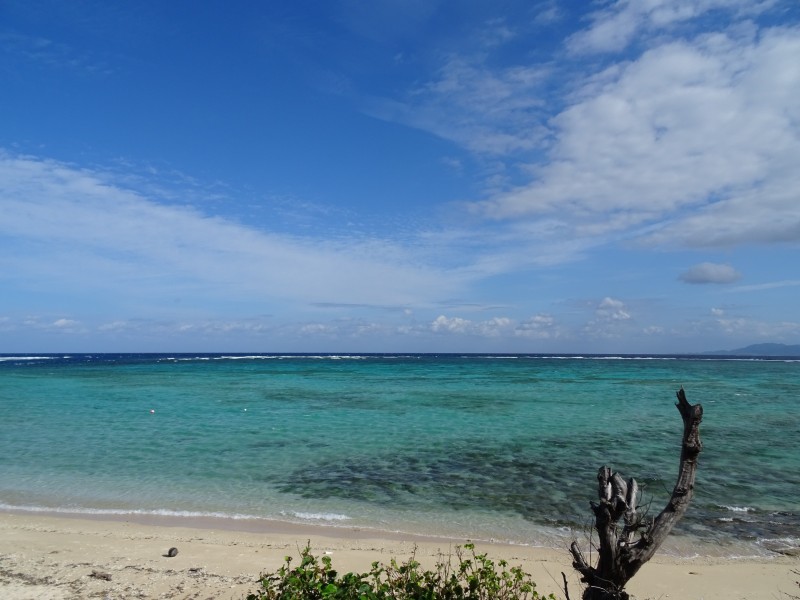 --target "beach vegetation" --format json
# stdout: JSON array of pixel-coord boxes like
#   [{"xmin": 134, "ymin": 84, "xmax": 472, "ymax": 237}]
[{"xmin": 247, "ymin": 542, "xmax": 556, "ymax": 600}]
